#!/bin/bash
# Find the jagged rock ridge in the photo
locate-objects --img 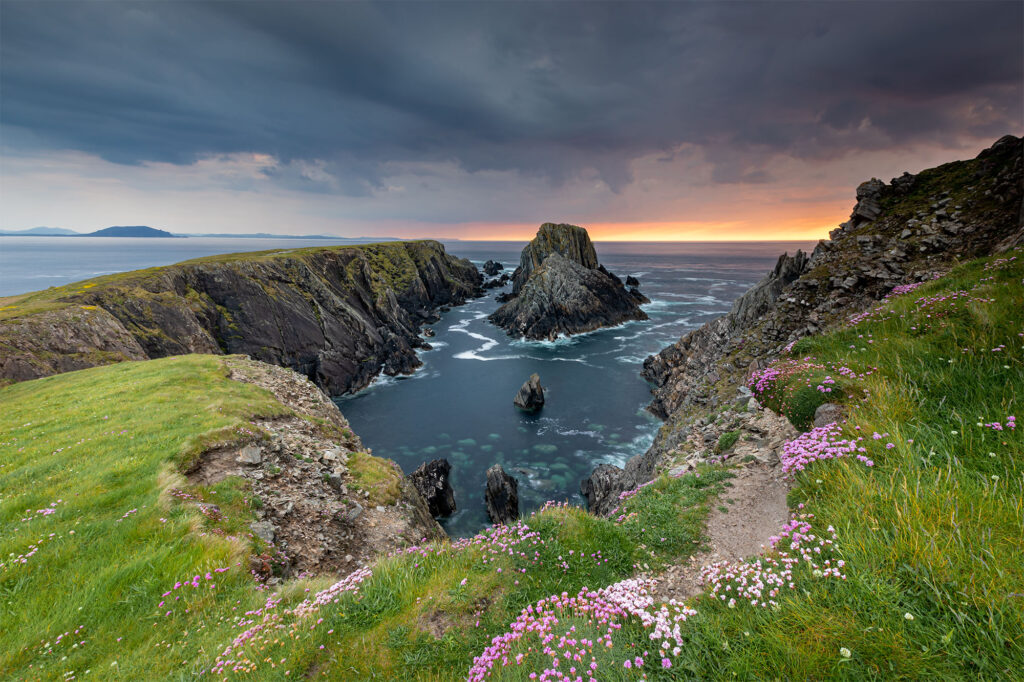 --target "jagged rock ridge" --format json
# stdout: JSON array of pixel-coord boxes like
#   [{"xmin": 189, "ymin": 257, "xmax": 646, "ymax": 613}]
[
  {"xmin": 489, "ymin": 223, "xmax": 648, "ymax": 340},
  {"xmin": 583, "ymin": 134, "xmax": 1023, "ymax": 513},
  {"xmin": 0, "ymin": 240, "xmax": 483, "ymax": 394}
]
